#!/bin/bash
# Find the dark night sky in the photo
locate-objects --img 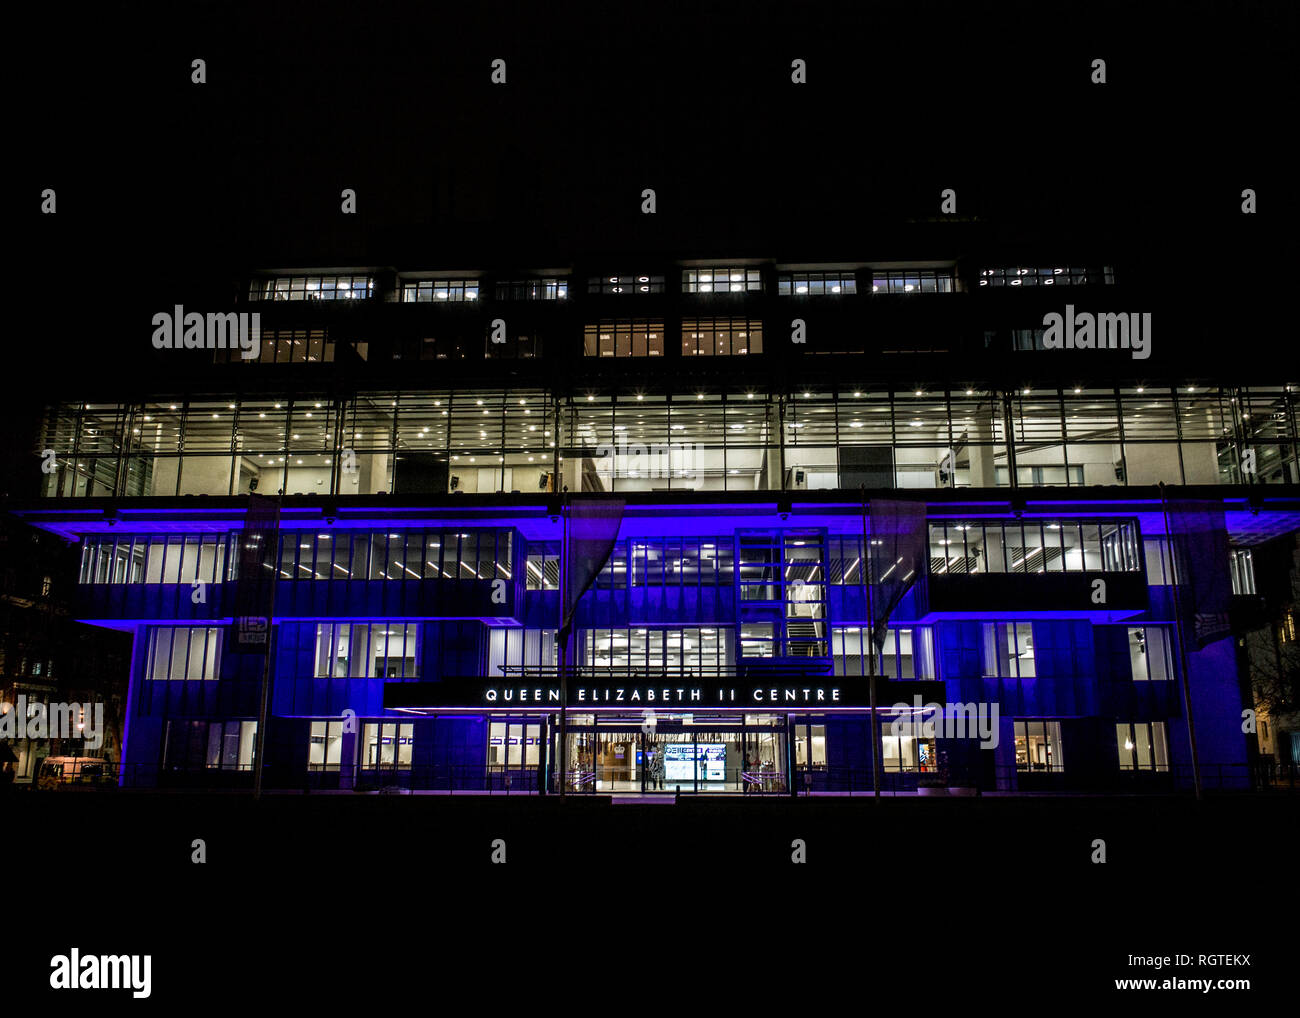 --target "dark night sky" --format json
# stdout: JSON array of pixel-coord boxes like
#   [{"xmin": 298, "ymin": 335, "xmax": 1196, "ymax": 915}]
[
  {"xmin": 9, "ymin": 0, "xmax": 1296, "ymax": 392},
  {"xmin": 20, "ymin": 1, "xmax": 1294, "ymax": 265}
]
